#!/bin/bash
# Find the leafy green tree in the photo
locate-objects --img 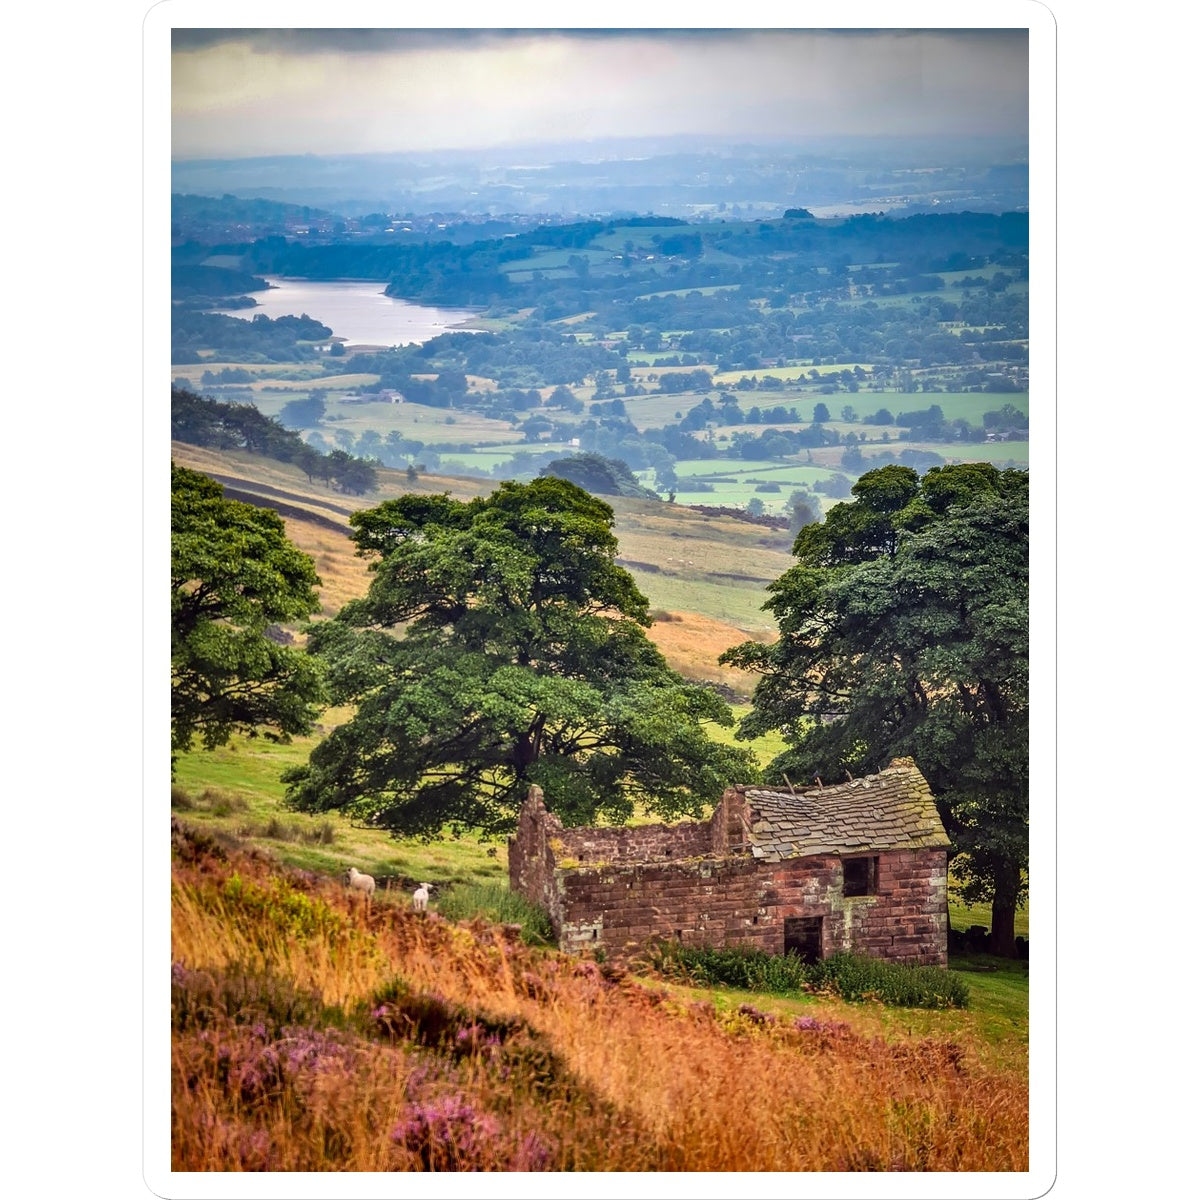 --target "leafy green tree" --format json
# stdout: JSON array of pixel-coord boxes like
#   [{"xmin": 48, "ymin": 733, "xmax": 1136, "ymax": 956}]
[
  {"xmin": 723, "ymin": 464, "xmax": 1028, "ymax": 955},
  {"xmin": 278, "ymin": 393, "xmax": 326, "ymax": 430},
  {"xmin": 283, "ymin": 478, "xmax": 756, "ymax": 835},
  {"xmin": 786, "ymin": 489, "xmax": 822, "ymax": 536},
  {"xmin": 325, "ymin": 449, "xmax": 378, "ymax": 495},
  {"xmin": 548, "ymin": 384, "xmax": 583, "ymax": 413},
  {"xmin": 539, "ymin": 451, "xmax": 658, "ymax": 499},
  {"xmin": 171, "ymin": 465, "xmax": 325, "ymax": 757}
]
